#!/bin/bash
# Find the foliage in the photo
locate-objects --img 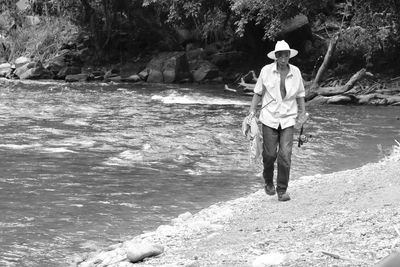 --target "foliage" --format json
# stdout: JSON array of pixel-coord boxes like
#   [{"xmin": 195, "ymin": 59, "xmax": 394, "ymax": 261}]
[
  {"xmin": 4, "ymin": 16, "xmax": 78, "ymax": 62},
  {"xmin": 229, "ymin": 0, "xmax": 332, "ymax": 40},
  {"xmin": 143, "ymin": 0, "xmax": 232, "ymax": 43},
  {"xmin": 7, "ymin": 0, "xmax": 400, "ymax": 71},
  {"xmin": 335, "ymin": 0, "xmax": 400, "ymax": 70}
]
